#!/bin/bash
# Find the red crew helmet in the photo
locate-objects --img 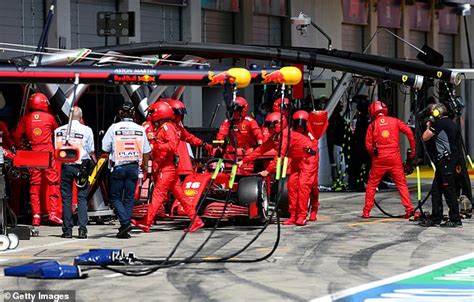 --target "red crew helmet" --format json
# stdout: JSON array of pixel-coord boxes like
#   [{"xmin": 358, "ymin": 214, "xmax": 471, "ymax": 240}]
[
  {"xmin": 231, "ymin": 96, "xmax": 249, "ymax": 118},
  {"xmin": 292, "ymin": 110, "xmax": 309, "ymax": 130},
  {"xmin": 166, "ymin": 99, "xmax": 187, "ymax": 122},
  {"xmin": 150, "ymin": 101, "xmax": 174, "ymax": 122},
  {"xmin": 28, "ymin": 93, "xmax": 49, "ymax": 112},
  {"xmin": 273, "ymin": 97, "xmax": 290, "ymax": 113},
  {"xmin": 368, "ymin": 101, "xmax": 388, "ymax": 119},
  {"xmin": 264, "ymin": 112, "xmax": 287, "ymax": 134}
]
